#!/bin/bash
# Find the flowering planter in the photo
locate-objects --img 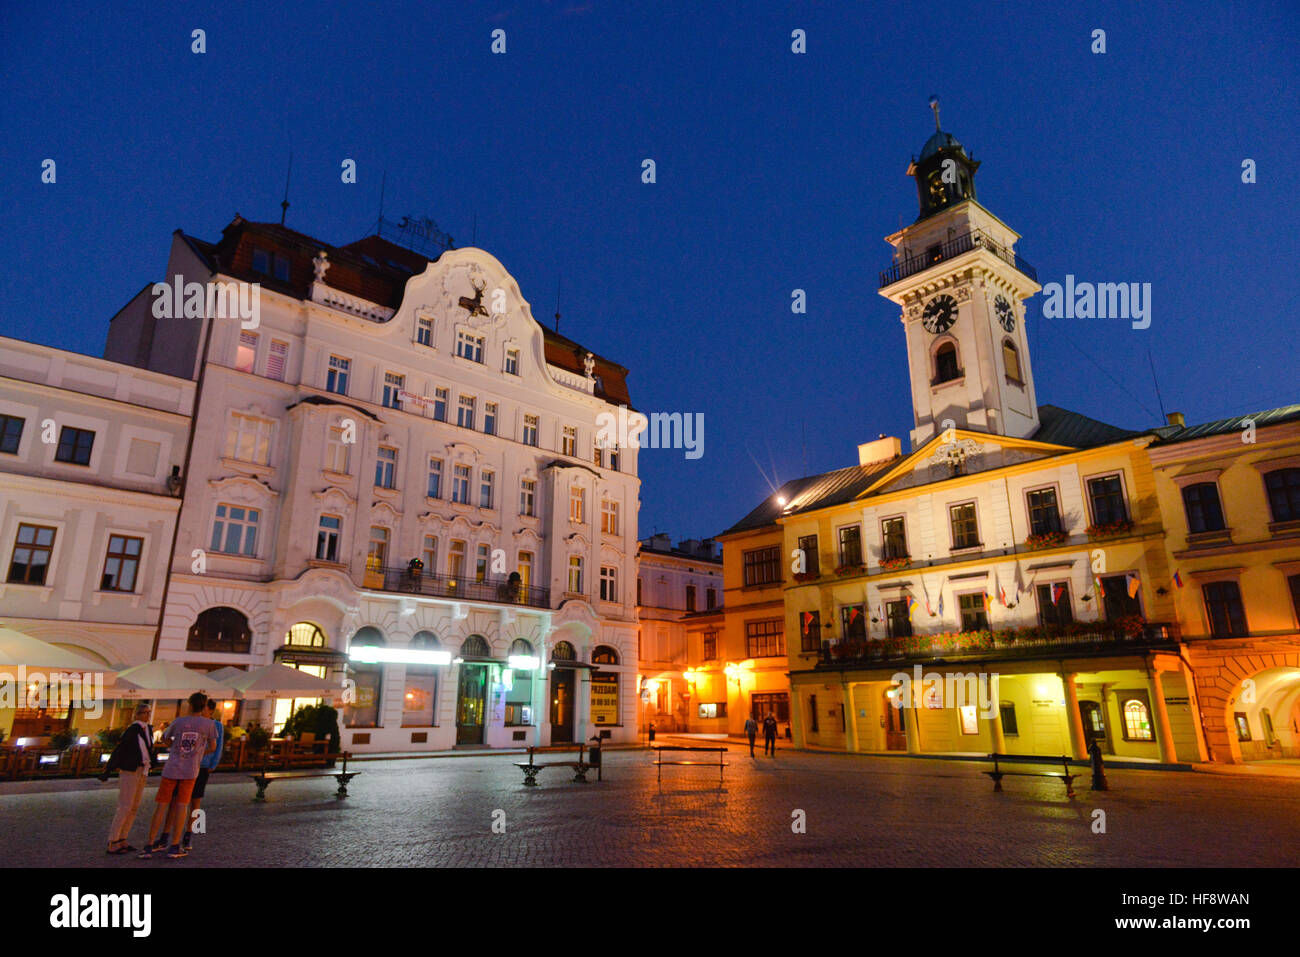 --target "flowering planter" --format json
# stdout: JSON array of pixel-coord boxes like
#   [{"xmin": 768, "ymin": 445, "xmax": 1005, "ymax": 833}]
[
  {"xmin": 1086, "ymin": 520, "xmax": 1134, "ymax": 540},
  {"xmin": 834, "ymin": 565, "xmax": 866, "ymax": 578},
  {"xmin": 878, "ymin": 557, "xmax": 912, "ymax": 572},
  {"xmin": 793, "ymin": 572, "xmax": 819, "ymax": 583},
  {"xmin": 1024, "ymin": 531, "xmax": 1067, "ymax": 550}
]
